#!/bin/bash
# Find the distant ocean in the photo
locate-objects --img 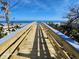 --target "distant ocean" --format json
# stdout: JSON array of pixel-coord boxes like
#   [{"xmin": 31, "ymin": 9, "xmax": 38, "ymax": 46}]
[
  {"xmin": 0, "ymin": 20, "xmax": 65, "ymax": 24},
  {"xmin": 0, "ymin": 21, "xmax": 33, "ymax": 23}
]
